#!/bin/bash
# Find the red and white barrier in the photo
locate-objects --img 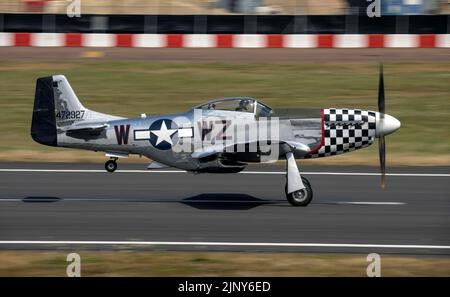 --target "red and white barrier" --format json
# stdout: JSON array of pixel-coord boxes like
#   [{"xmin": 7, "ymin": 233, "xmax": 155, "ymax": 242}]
[{"xmin": 0, "ymin": 33, "xmax": 449, "ymax": 48}]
